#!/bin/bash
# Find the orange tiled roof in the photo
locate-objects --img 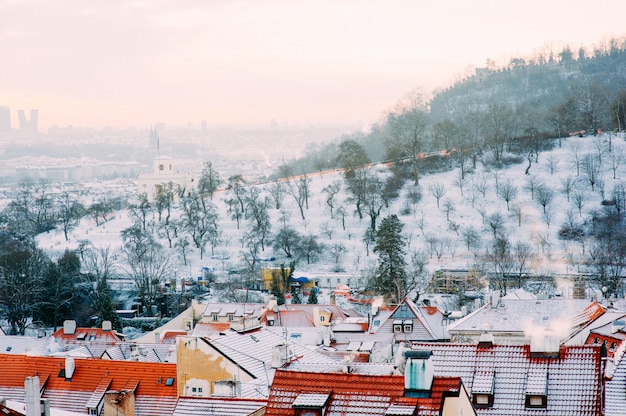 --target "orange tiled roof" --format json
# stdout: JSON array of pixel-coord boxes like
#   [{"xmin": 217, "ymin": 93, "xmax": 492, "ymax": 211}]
[
  {"xmin": 266, "ymin": 369, "xmax": 460, "ymax": 416},
  {"xmin": 51, "ymin": 327, "xmax": 123, "ymax": 345},
  {"xmin": 0, "ymin": 353, "xmax": 177, "ymax": 397}
]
